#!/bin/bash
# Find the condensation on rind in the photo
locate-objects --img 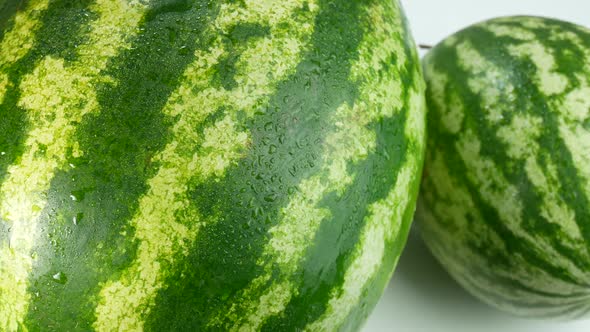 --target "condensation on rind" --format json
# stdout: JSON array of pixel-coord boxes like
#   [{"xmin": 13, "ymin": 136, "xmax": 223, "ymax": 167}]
[
  {"xmin": 0, "ymin": 1, "xmax": 148, "ymax": 330},
  {"xmin": 303, "ymin": 2, "xmax": 426, "ymax": 331},
  {"xmin": 93, "ymin": 1, "xmax": 319, "ymax": 330}
]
